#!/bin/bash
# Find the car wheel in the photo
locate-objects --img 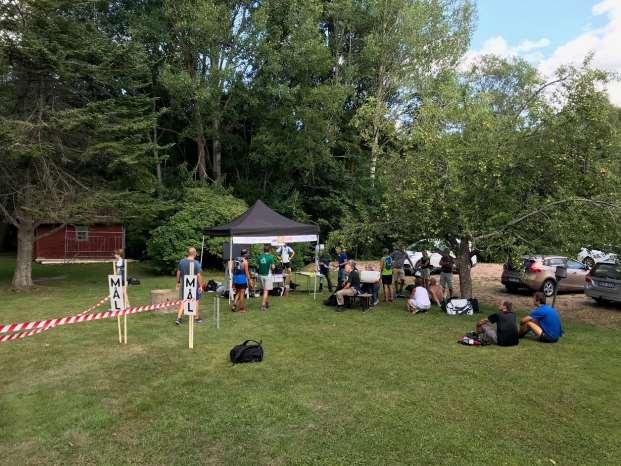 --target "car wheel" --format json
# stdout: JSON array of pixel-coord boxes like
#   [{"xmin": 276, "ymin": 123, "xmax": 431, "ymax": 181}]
[
  {"xmin": 541, "ymin": 279, "xmax": 556, "ymax": 297},
  {"xmin": 593, "ymin": 297, "xmax": 606, "ymax": 305},
  {"xmin": 583, "ymin": 257, "xmax": 595, "ymax": 269}
]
